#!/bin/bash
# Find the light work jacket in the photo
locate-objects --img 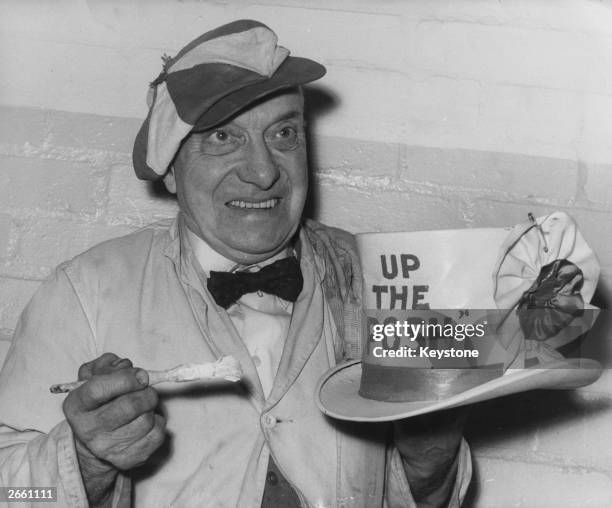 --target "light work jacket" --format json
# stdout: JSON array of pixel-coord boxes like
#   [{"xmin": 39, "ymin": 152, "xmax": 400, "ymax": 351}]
[{"xmin": 0, "ymin": 216, "xmax": 471, "ymax": 507}]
